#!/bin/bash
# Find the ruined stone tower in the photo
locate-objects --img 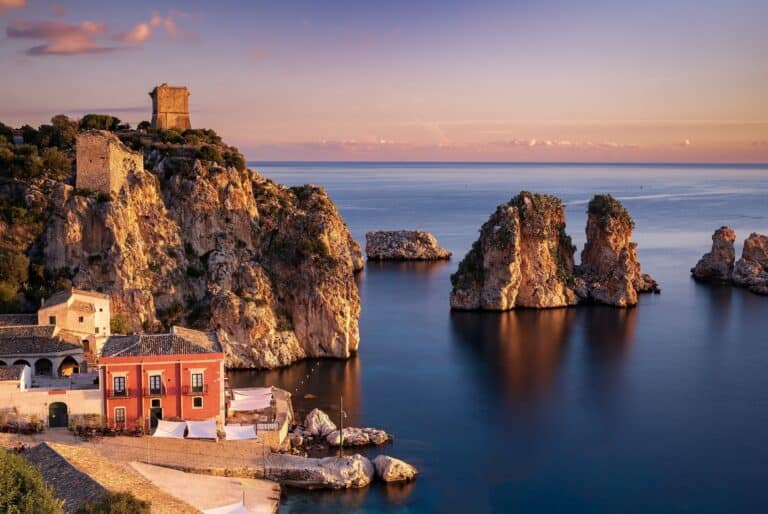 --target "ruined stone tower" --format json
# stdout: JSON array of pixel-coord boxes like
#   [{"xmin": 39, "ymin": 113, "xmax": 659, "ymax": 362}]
[
  {"xmin": 149, "ymin": 83, "xmax": 191, "ymax": 131},
  {"xmin": 75, "ymin": 131, "xmax": 143, "ymax": 195}
]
